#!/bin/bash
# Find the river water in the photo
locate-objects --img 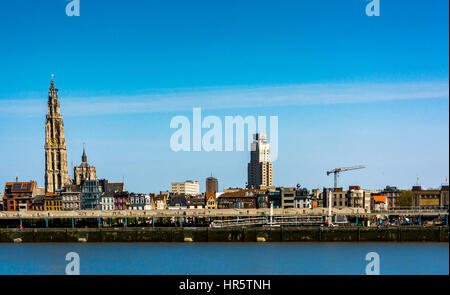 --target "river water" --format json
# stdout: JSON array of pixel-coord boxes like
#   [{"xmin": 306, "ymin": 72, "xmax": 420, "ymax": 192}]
[{"xmin": 0, "ymin": 243, "xmax": 447, "ymax": 275}]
